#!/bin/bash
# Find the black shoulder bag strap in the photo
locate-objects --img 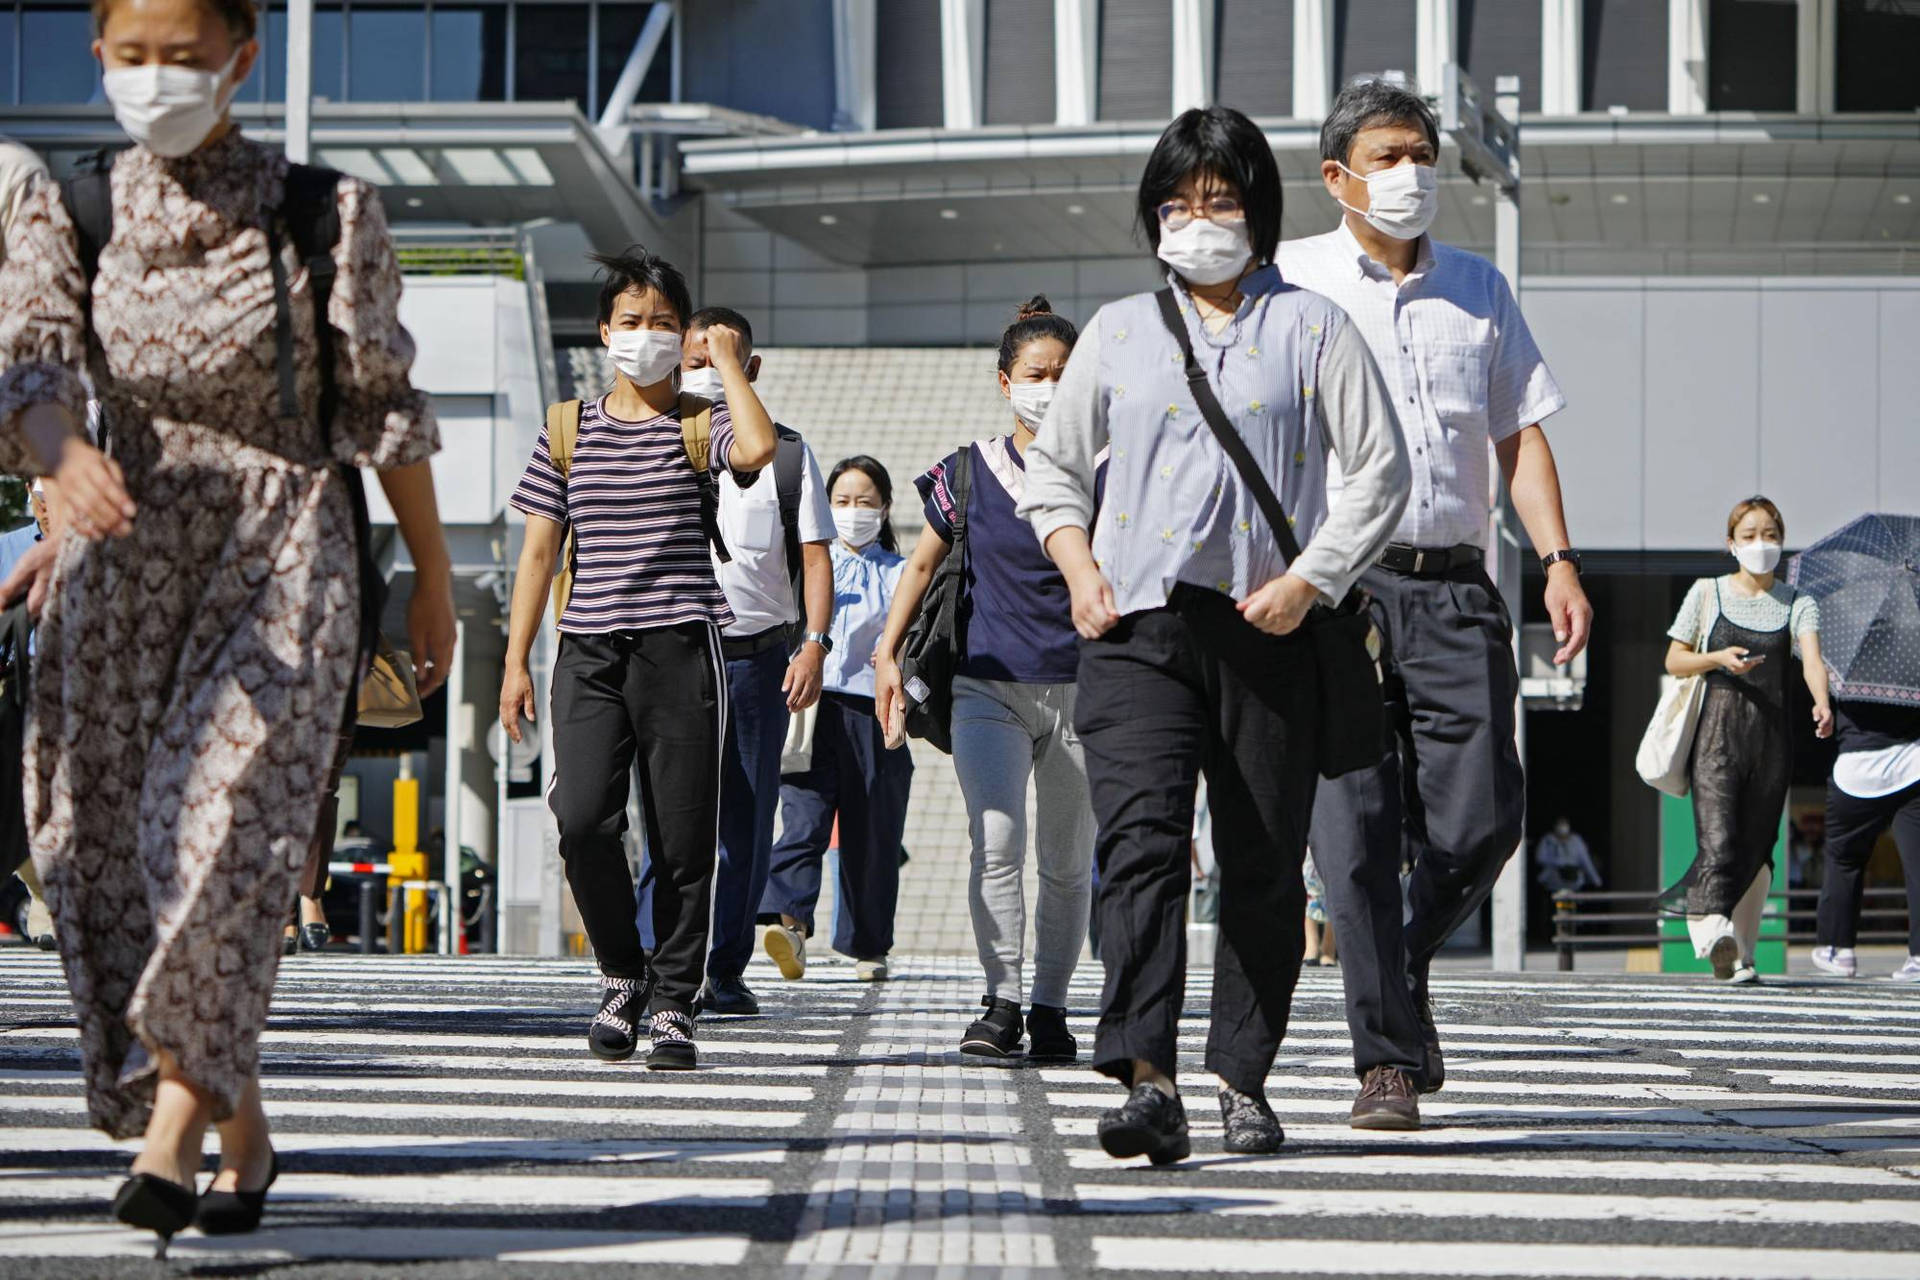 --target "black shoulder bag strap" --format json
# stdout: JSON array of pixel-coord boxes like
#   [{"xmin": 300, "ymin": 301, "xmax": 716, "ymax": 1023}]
[
  {"xmin": 1153, "ymin": 287, "xmax": 1306, "ymax": 567},
  {"xmin": 1151, "ymin": 287, "xmax": 1386, "ymax": 779},
  {"xmin": 55, "ymin": 148, "xmax": 117, "ymax": 454}
]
